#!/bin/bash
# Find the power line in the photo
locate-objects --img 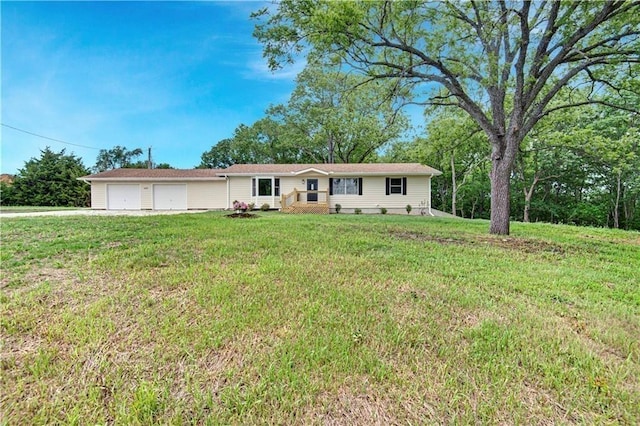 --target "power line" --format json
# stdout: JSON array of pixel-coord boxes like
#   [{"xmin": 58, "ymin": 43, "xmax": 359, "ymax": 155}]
[{"xmin": 1, "ymin": 123, "xmax": 102, "ymax": 151}]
